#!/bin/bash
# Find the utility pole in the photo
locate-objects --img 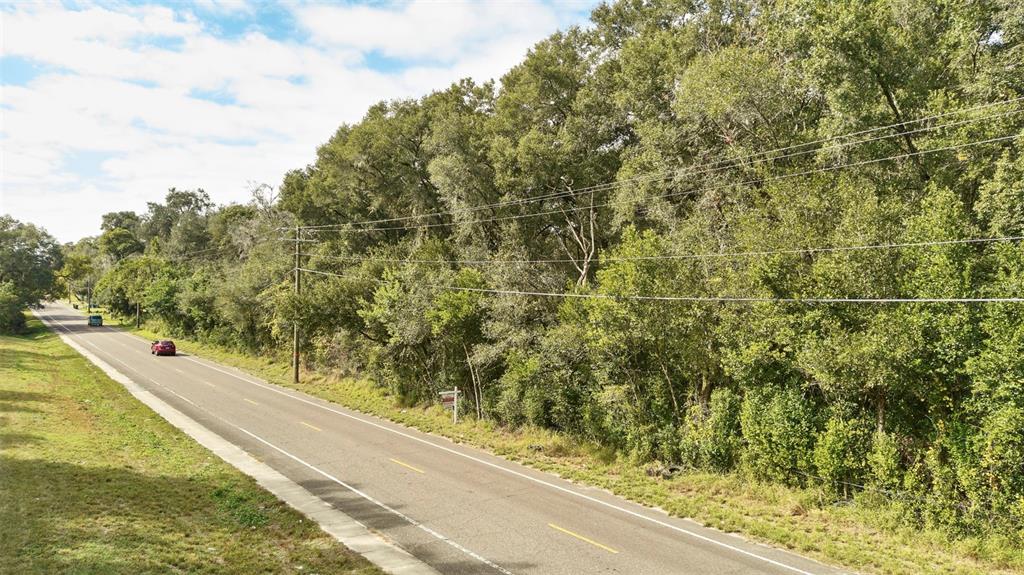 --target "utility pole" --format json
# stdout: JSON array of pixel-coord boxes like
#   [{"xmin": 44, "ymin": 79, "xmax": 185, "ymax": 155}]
[{"xmin": 293, "ymin": 225, "xmax": 301, "ymax": 384}]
